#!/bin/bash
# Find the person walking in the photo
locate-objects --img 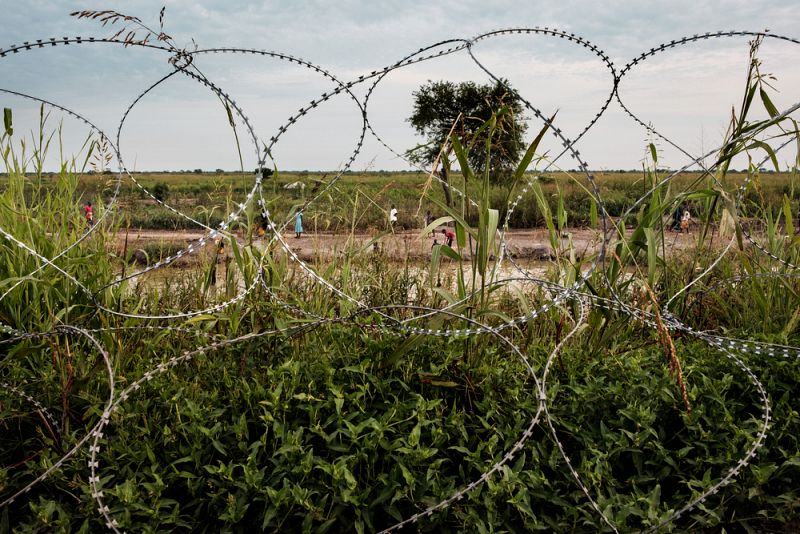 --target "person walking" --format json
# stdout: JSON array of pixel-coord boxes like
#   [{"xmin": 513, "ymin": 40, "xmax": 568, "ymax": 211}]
[
  {"xmin": 83, "ymin": 201, "xmax": 94, "ymax": 225},
  {"xmin": 295, "ymin": 210, "xmax": 303, "ymax": 238},
  {"xmin": 680, "ymin": 207, "xmax": 691, "ymax": 233},
  {"xmin": 671, "ymin": 205, "xmax": 682, "ymax": 232},
  {"xmin": 442, "ymin": 227, "xmax": 455, "ymax": 248}
]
